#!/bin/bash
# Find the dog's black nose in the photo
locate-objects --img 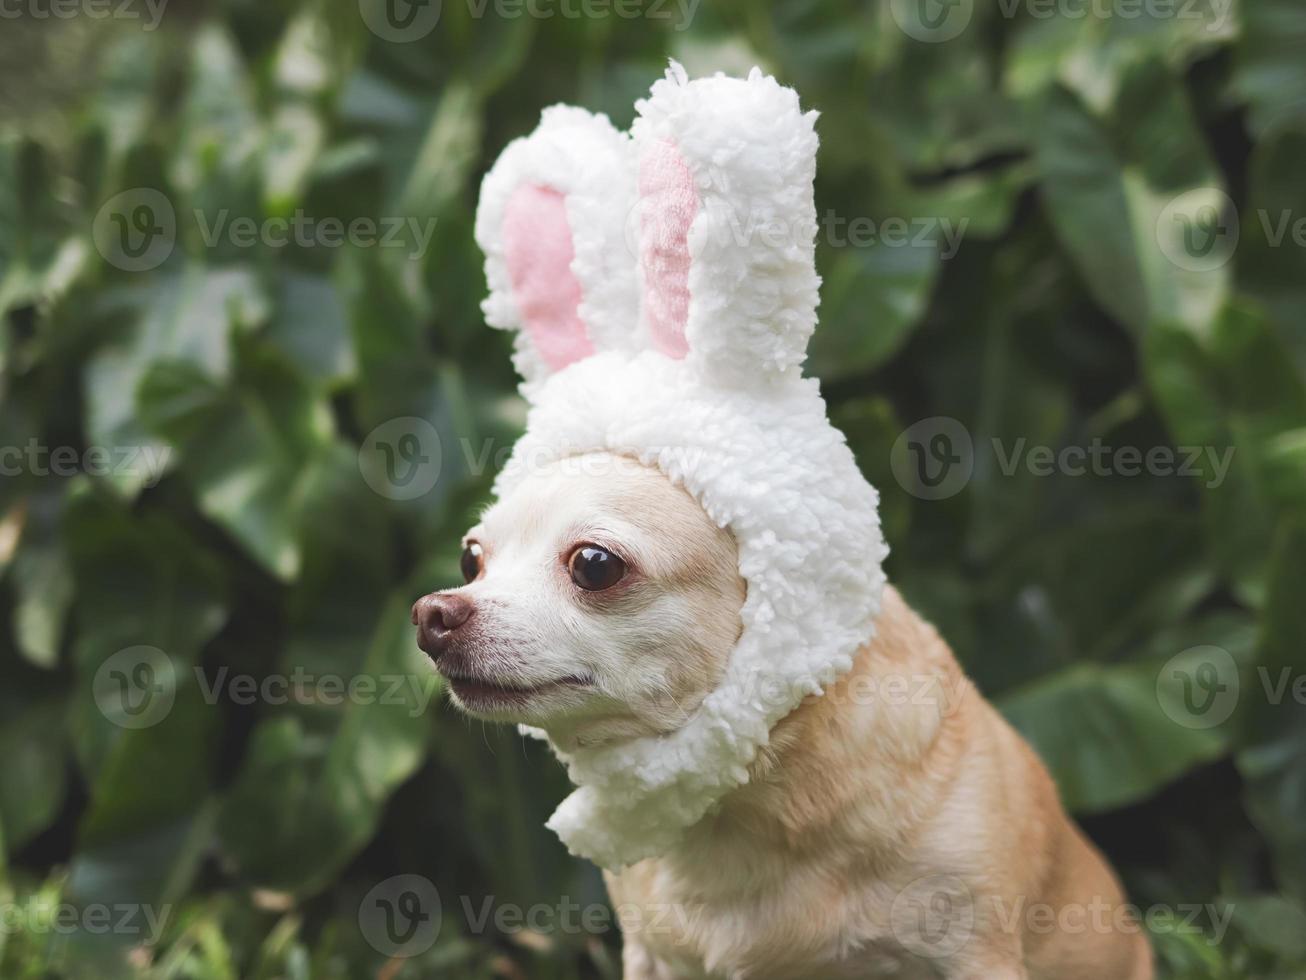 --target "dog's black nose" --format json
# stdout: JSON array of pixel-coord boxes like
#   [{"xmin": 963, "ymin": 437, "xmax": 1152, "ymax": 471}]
[{"xmin": 412, "ymin": 592, "xmax": 474, "ymax": 657}]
